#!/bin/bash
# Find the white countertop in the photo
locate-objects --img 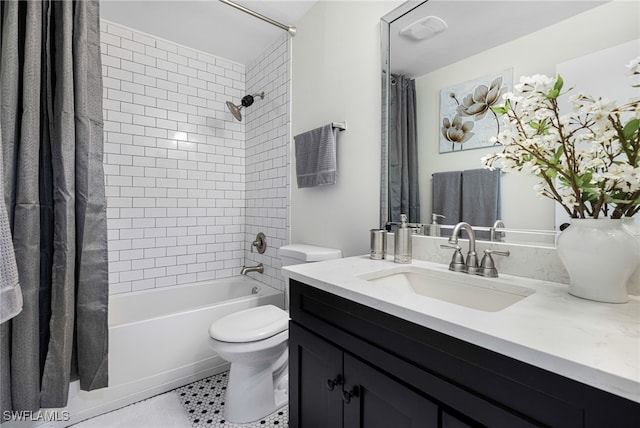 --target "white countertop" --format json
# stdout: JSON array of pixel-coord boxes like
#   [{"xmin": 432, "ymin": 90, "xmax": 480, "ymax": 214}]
[{"xmin": 284, "ymin": 256, "xmax": 640, "ymax": 403}]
